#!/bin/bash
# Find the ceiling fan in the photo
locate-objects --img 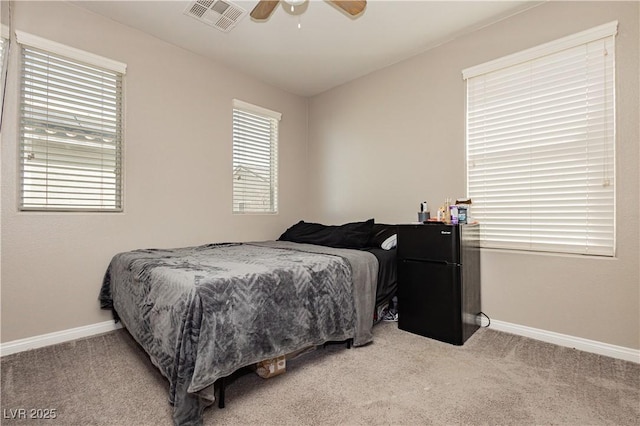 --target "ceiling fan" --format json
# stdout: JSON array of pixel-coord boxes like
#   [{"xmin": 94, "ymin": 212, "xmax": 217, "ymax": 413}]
[{"xmin": 250, "ymin": 0, "xmax": 367, "ymax": 20}]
